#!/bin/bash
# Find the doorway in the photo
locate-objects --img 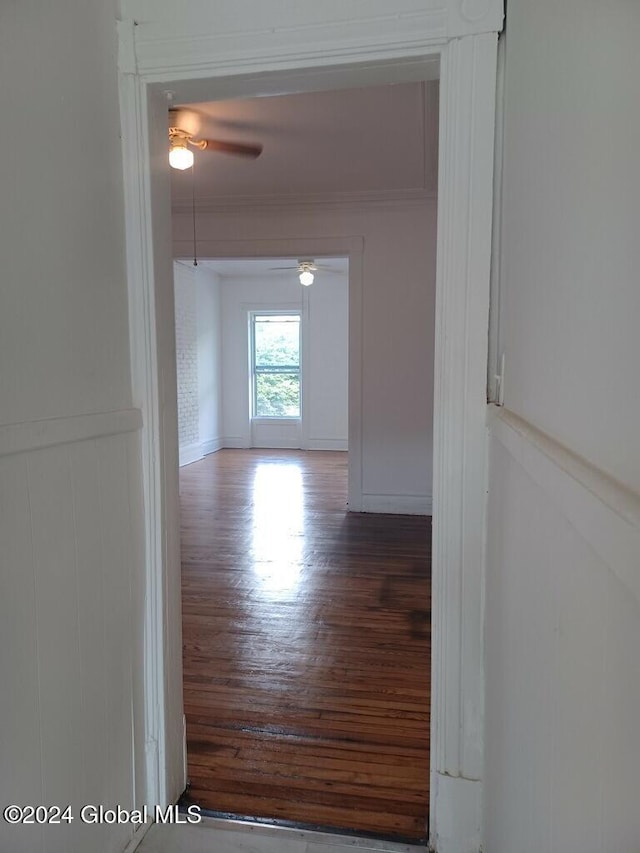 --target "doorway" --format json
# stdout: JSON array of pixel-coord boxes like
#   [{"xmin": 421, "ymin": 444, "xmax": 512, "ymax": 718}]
[
  {"xmin": 119, "ymin": 29, "xmax": 499, "ymax": 853},
  {"xmin": 170, "ymin": 80, "xmax": 435, "ymax": 838},
  {"xmin": 172, "ymin": 229, "xmax": 431, "ymax": 838}
]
